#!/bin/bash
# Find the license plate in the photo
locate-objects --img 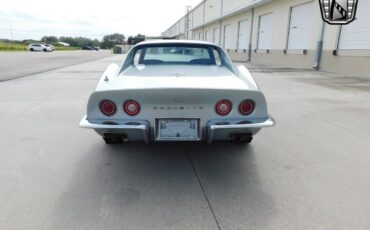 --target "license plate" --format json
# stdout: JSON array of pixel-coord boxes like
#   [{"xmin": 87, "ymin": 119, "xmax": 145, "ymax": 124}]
[{"xmin": 157, "ymin": 119, "xmax": 200, "ymax": 140}]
